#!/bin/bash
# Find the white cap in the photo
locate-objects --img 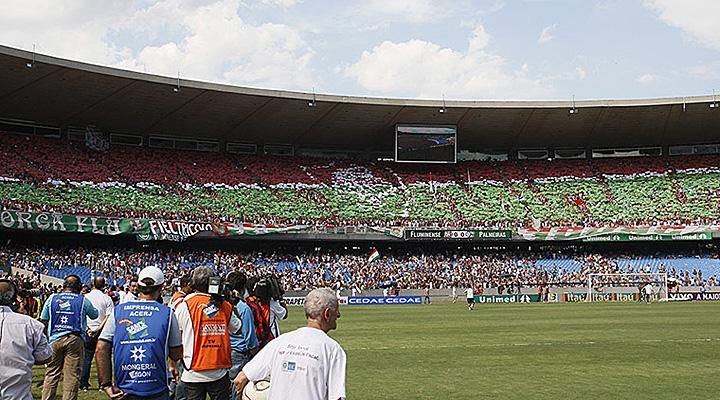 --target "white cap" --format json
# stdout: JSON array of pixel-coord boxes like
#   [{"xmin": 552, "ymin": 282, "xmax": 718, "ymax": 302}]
[{"xmin": 138, "ymin": 266, "xmax": 165, "ymax": 287}]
